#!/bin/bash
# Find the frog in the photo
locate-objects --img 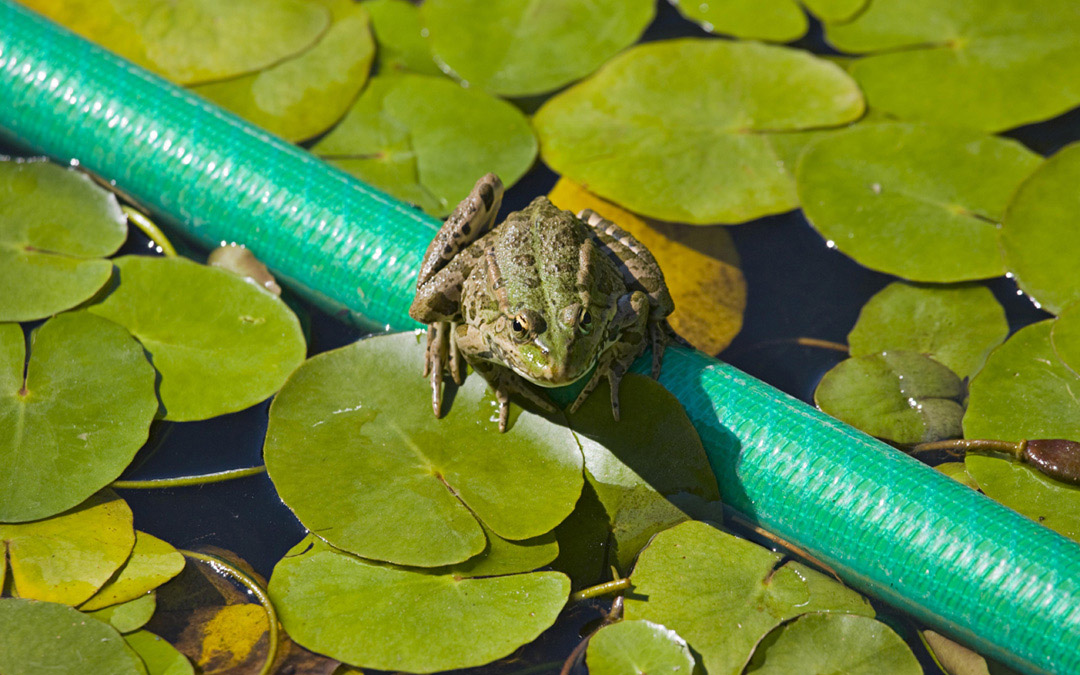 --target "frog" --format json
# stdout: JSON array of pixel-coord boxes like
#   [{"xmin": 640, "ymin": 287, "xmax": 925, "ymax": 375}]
[{"xmin": 409, "ymin": 173, "xmax": 674, "ymax": 432}]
